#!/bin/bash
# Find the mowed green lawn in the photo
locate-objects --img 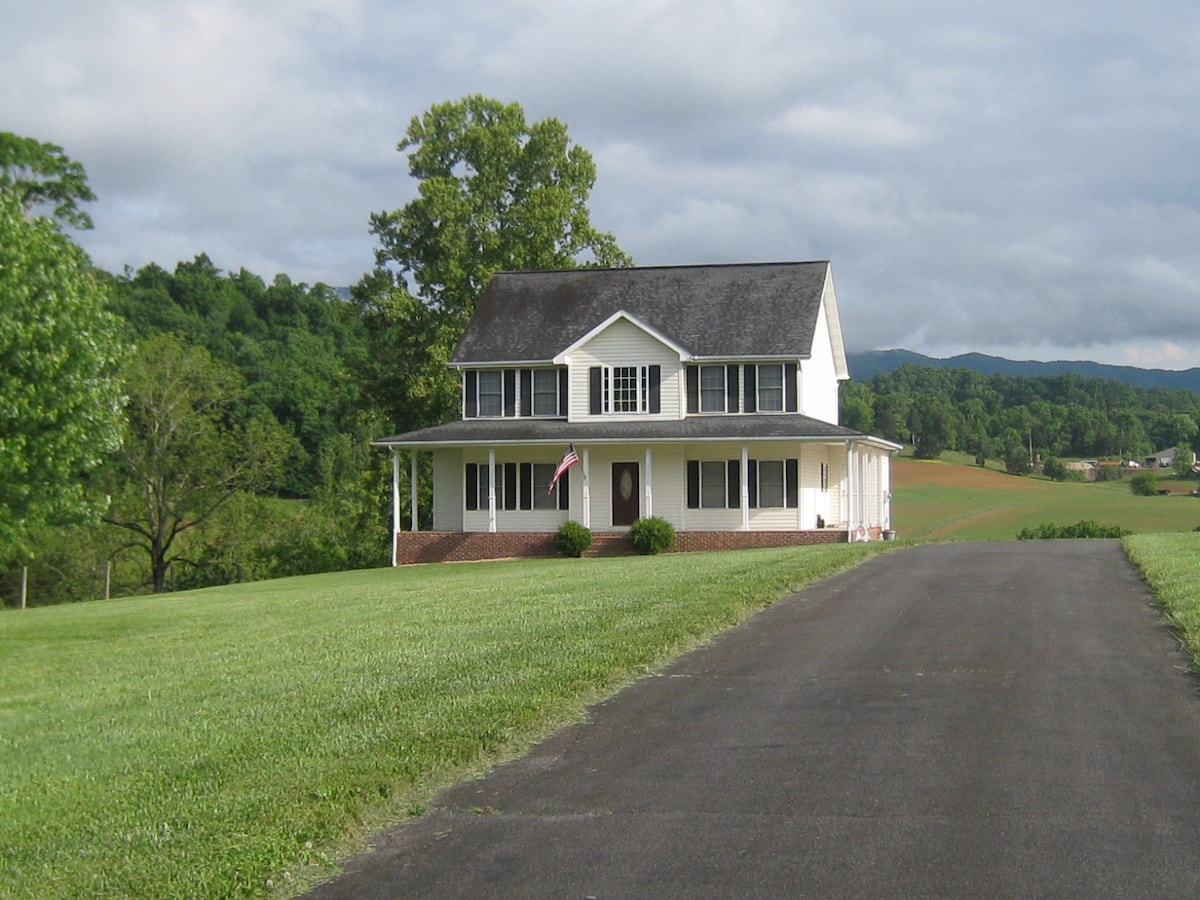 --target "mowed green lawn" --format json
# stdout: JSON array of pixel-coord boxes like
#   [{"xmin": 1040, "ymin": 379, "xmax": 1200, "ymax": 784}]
[
  {"xmin": 893, "ymin": 456, "xmax": 1200, "ymax": 541},
  {"xmin": 0, "ymin": 545, "xmax": 888, "ymax": 899}
]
